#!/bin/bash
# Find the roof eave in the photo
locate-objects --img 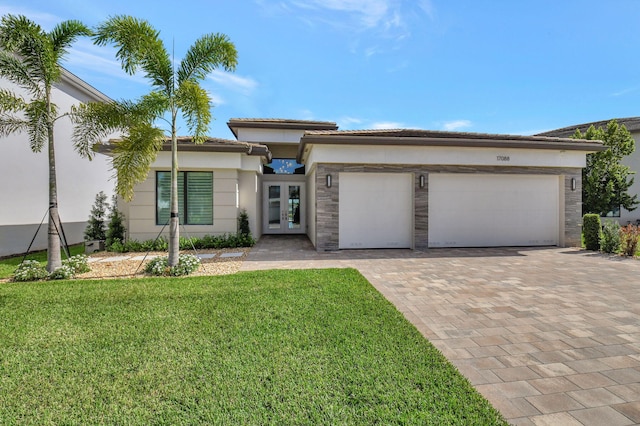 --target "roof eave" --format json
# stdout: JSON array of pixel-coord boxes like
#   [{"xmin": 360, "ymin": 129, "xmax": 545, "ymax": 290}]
[{"xmin": 297, "ymin": 134, "xmax": 605, "ymax": 163}]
